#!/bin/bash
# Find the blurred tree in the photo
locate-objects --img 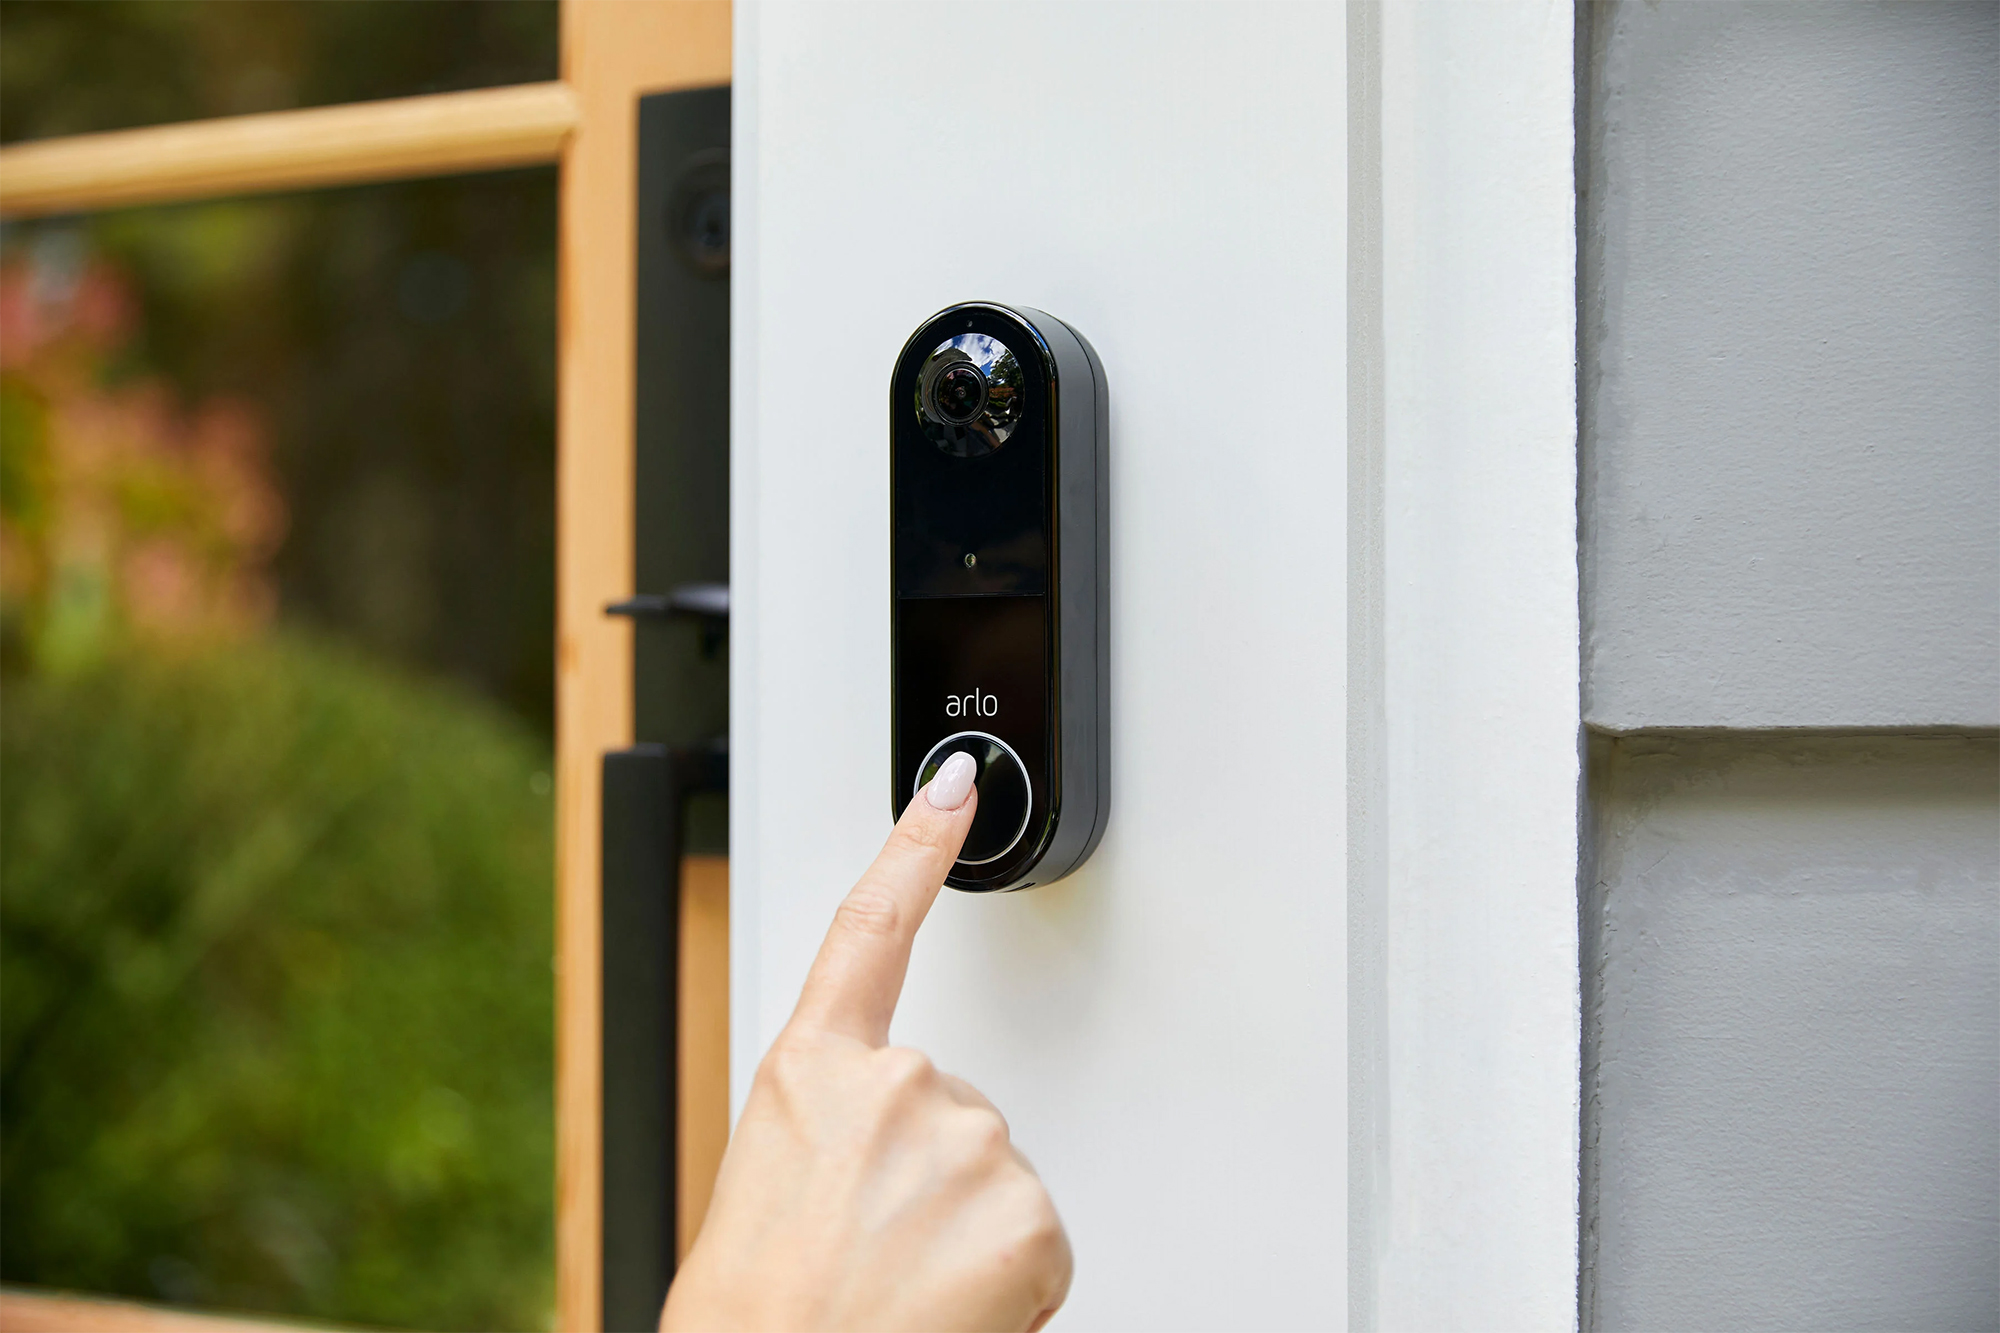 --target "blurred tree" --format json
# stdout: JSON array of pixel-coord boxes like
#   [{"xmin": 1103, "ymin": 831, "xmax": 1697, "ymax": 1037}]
[
  {"xmin": 0, "ymin": 0, "xmax": 559, "ymax": 734},
  {"xmin": 0, "ymin": 0, "xmax": 558, "ymax": 143}
]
